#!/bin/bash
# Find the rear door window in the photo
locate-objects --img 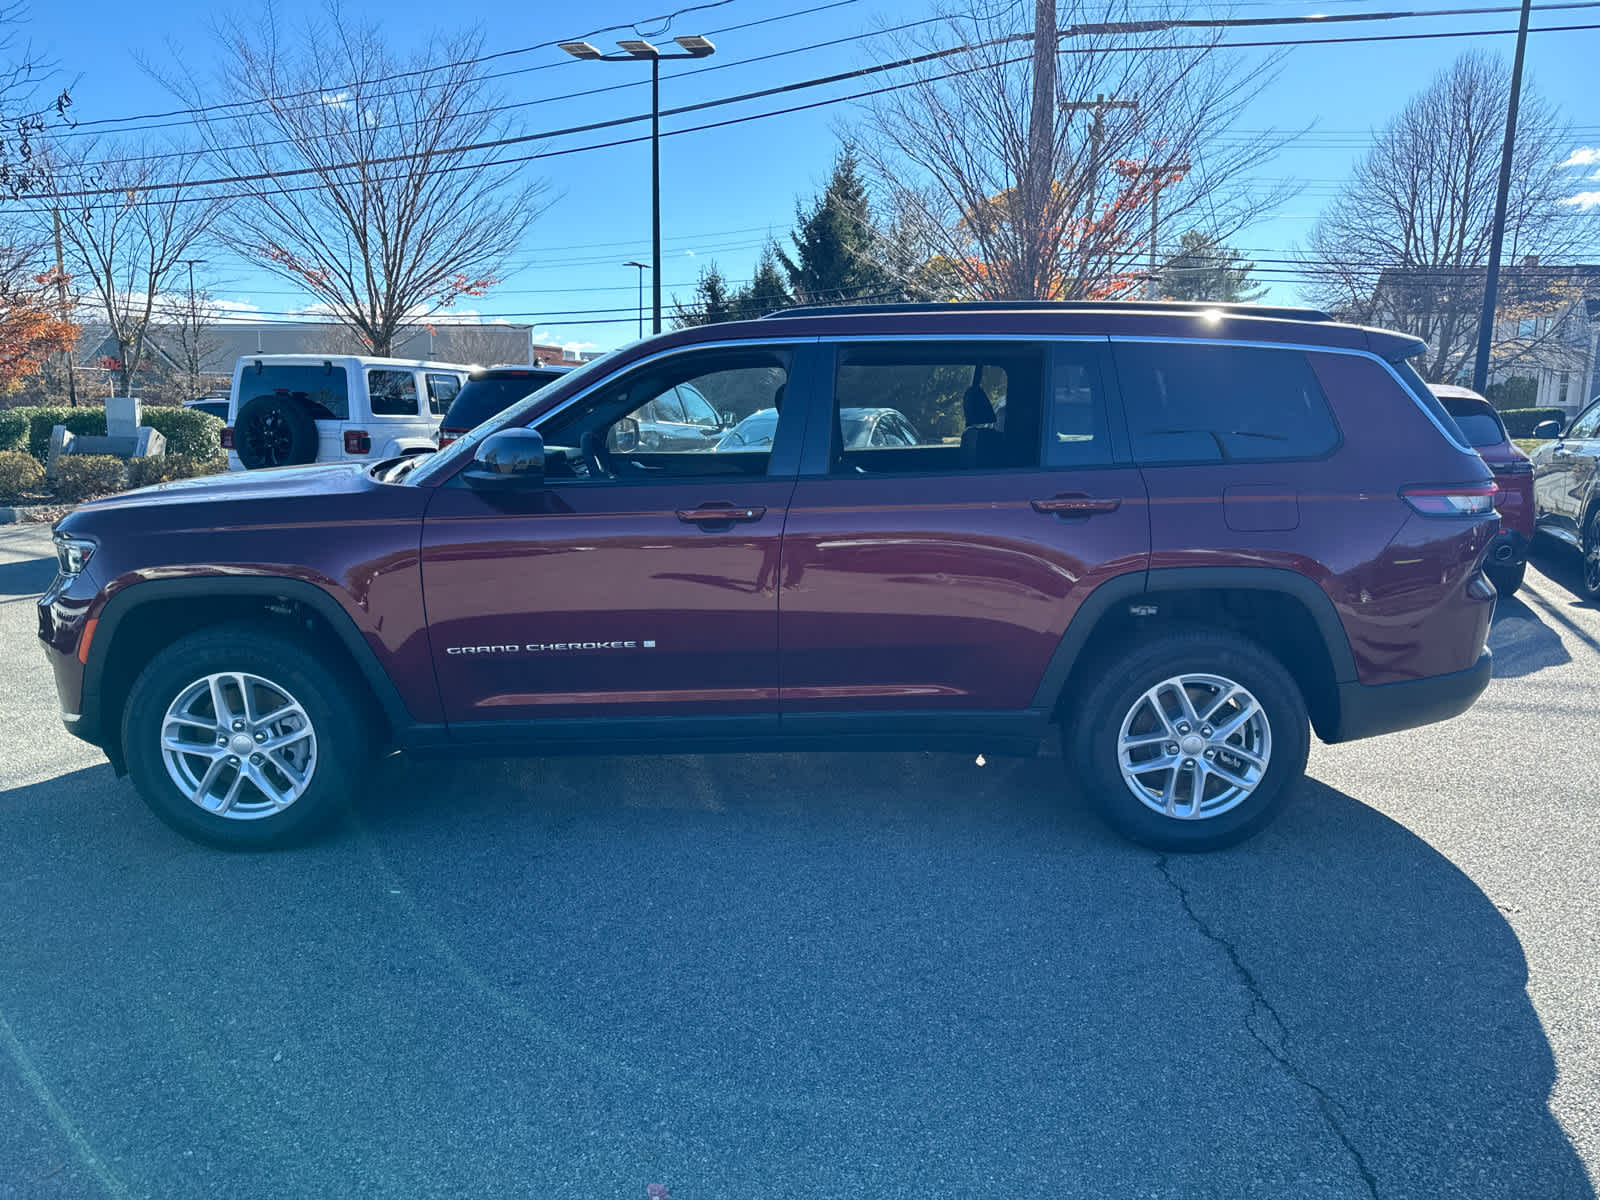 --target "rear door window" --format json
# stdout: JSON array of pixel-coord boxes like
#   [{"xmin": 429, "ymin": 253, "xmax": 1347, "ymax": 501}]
[
  {"xmin": 1112, "ymin": 342, "xmax": 1341, "ymax": 464},
  {"xmin": 236, "ymin": 363, "xmax": 349, "ymax": 420},
  {"xmin": 368, "ymin": 369, "xmax": 421, "ymax": 418}
]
